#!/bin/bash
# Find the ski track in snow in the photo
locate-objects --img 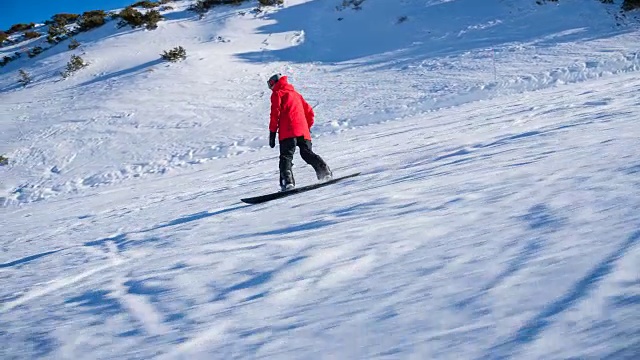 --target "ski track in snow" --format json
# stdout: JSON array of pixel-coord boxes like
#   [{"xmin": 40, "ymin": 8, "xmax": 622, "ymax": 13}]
[{"xmin": 1, "ymin": 0, "xmax": 640, "ymax": 359}]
